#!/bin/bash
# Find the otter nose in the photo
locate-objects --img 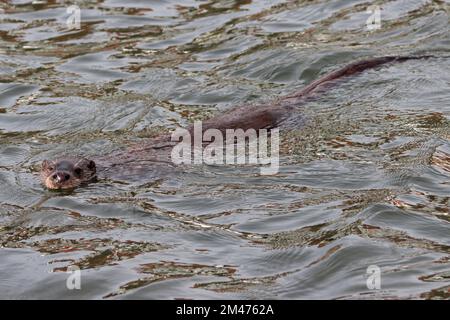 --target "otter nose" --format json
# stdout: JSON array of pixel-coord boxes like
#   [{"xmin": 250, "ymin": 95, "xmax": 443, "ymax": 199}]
[{"xmin": 52, "ymin": 172, "xmax": 71, "ymax": 183}]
